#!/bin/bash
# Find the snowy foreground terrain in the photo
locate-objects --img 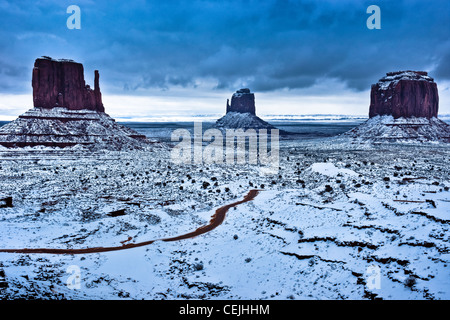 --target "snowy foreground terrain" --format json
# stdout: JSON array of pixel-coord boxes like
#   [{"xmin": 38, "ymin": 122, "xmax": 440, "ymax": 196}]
[{"xmin": 0, "ymin": 138, "xmax": 449, "ymax": 300}]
